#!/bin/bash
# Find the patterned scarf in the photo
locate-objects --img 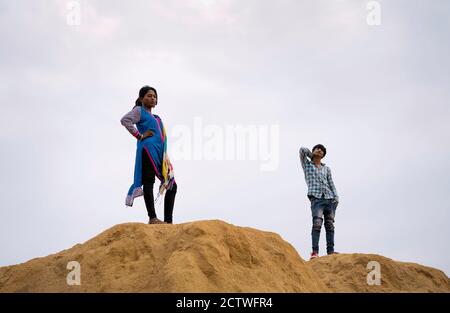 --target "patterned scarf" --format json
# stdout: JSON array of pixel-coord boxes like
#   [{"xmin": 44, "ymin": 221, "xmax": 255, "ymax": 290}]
[{"xmin": 156, "ymin": 123, "xmax": 176, "ymax": 201}]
